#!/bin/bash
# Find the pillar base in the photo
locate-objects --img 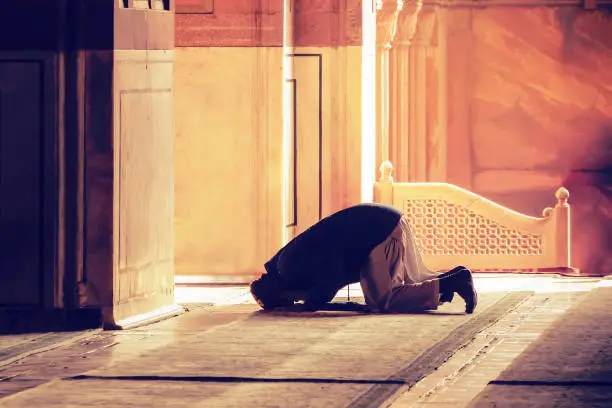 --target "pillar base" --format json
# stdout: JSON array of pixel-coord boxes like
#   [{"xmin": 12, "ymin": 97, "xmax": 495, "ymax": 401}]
[{"xmin": 102, "ymin": 304, "xmax": 185, "ymax": 331}]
